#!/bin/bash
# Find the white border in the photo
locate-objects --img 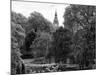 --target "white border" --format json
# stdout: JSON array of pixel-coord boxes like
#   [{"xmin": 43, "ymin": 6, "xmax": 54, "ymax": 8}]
[{"xmin": 0, "ymin": 0, "xmax": 98, "ymax": 75}]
